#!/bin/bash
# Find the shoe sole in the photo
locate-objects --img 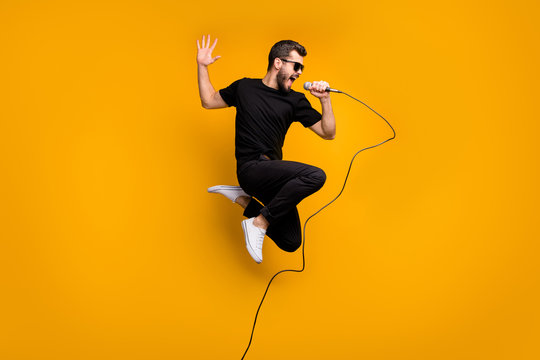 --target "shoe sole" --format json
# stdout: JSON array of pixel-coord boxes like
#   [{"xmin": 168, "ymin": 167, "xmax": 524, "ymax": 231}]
[
  {"xmin": 242, "ymin": 220, "xmax": 262, "ymax": 264},
  {"xmin": 207, "ymin": 185, "xmax": 242, "ymax": 193}
]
